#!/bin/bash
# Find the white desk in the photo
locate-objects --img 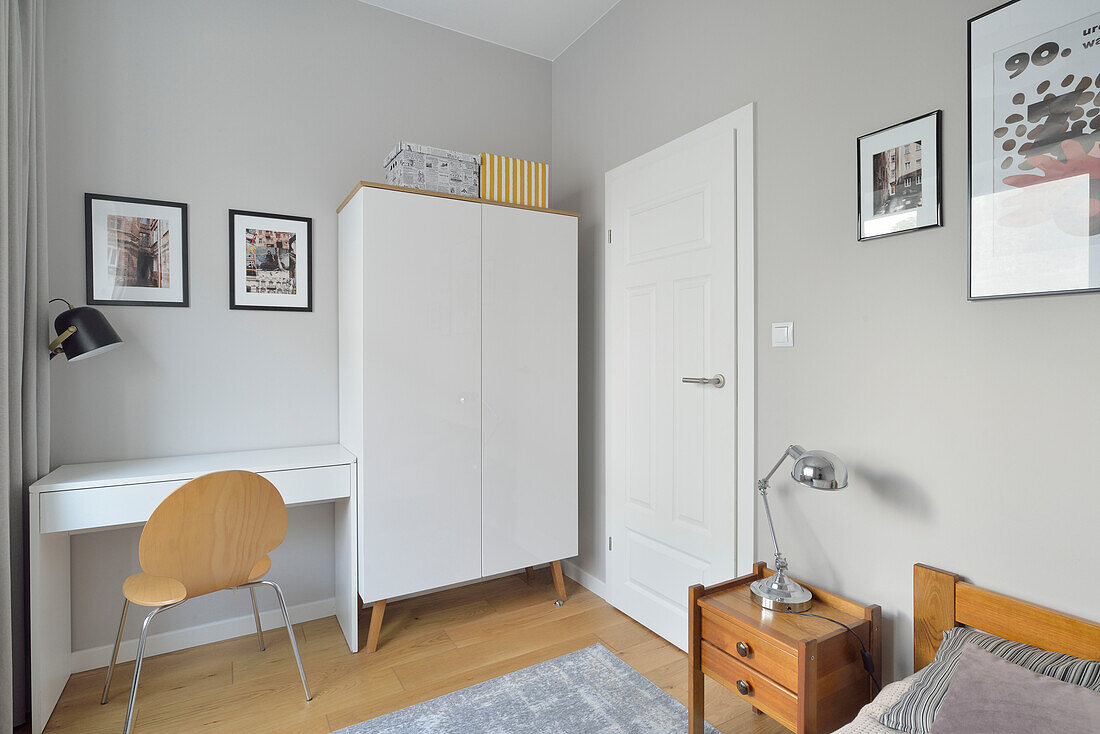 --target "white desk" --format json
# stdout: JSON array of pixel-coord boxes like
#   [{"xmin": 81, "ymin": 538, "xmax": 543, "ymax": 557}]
[{"xmin": 28, "ymin": 444, "xmax": 359, "ymax": 734}]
